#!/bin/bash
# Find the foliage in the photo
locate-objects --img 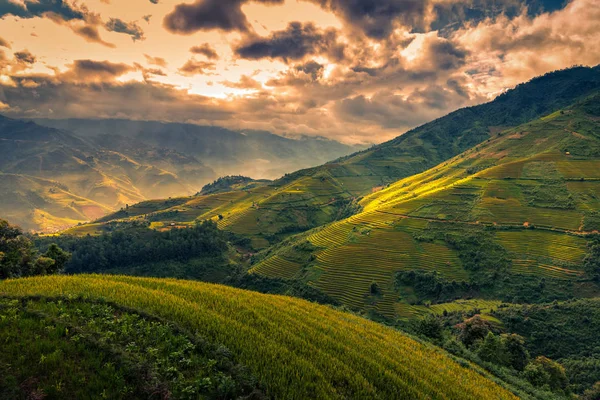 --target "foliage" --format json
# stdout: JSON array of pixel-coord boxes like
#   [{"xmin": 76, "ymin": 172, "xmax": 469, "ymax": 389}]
[
  {"xmin": 584, "ymin": 236, "xmax": 600, "ymax": 281},
  {"xmin": 35, "ymin": 221, "xmax": 227, "ymax": 275},
  {"xmin": 0, "ymin": 275, "xmax": 519, "ymax": 400},
  {"xmin": 581, "ymin": 382, "xmax": 600, "ymax": 400},
  {"xmin": 396, "ymin": 270, "xmax": 470, "ymax": 303},
  {"xmin": 200, "ymin": 175, "xmax": 266, "ymax": 195},
  {"xmin": 0, "ymin": 296, "xmax": 262, "ymax": 399},
  {"xmin": 494, "ymin": 299, "xmax": 600, "ymax": 393},
  {"xmin": 455, "ymin": 315, "xmax": 494, "ymax": 347},
  {"xmin": 524, "ymin": 356, "xmax": 568, "ymax": 392},
  {"xmin": 0, "ymin": 219, "xmax": 70, "ymax": 280},
  {"xmin": 476, "ymin": 333, "xmax": 529, "ymax": 371}
]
